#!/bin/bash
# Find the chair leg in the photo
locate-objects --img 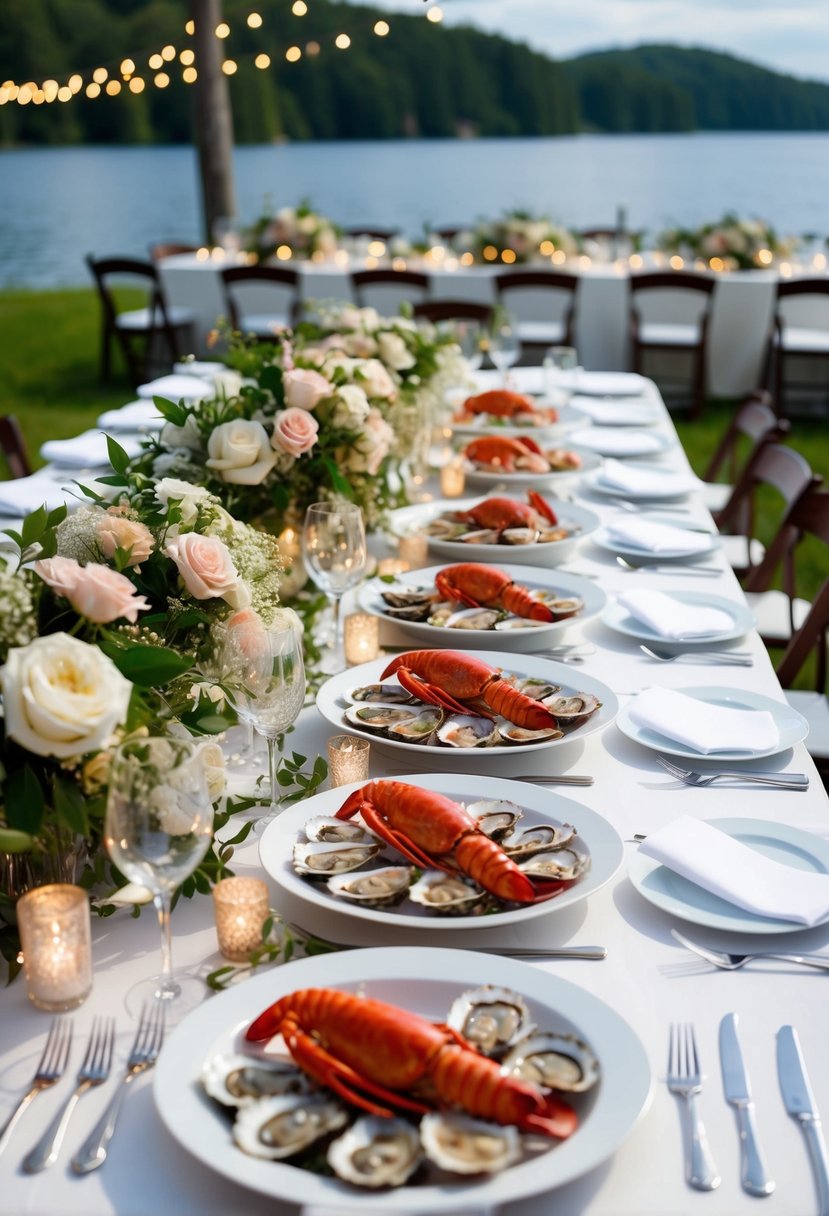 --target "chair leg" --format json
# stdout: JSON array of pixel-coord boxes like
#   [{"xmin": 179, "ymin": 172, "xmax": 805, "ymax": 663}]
[
  {"xmin": 101, "ymin": 323, "xmax": 112, "ymax": 382},
  {"xmin": 774, "ymin": 348, "xmax": 785, "ymax": 418}
]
